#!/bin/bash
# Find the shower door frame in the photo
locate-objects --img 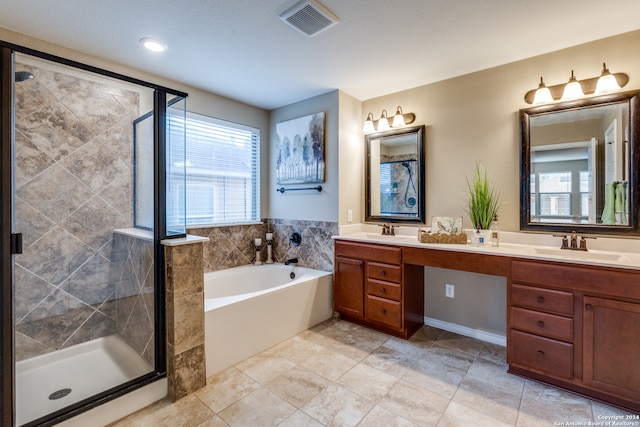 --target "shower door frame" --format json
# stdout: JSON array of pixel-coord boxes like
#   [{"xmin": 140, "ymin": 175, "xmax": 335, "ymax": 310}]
[{"xmin": 0, "ymin": 42, "xmax": 188, "ymax": 427}]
